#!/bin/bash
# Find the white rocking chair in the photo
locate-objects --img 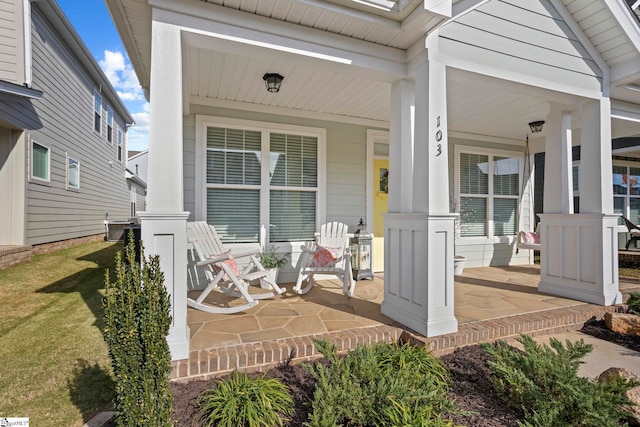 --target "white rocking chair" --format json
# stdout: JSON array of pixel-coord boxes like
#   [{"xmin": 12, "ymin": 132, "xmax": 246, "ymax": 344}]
[
  {"xmin": 293, "ymin": 222, "xmax": 355, "ymax": 297},
  {"xmin": 187, "ymin": 221, "xmax": 285, "ymax": 314}
]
